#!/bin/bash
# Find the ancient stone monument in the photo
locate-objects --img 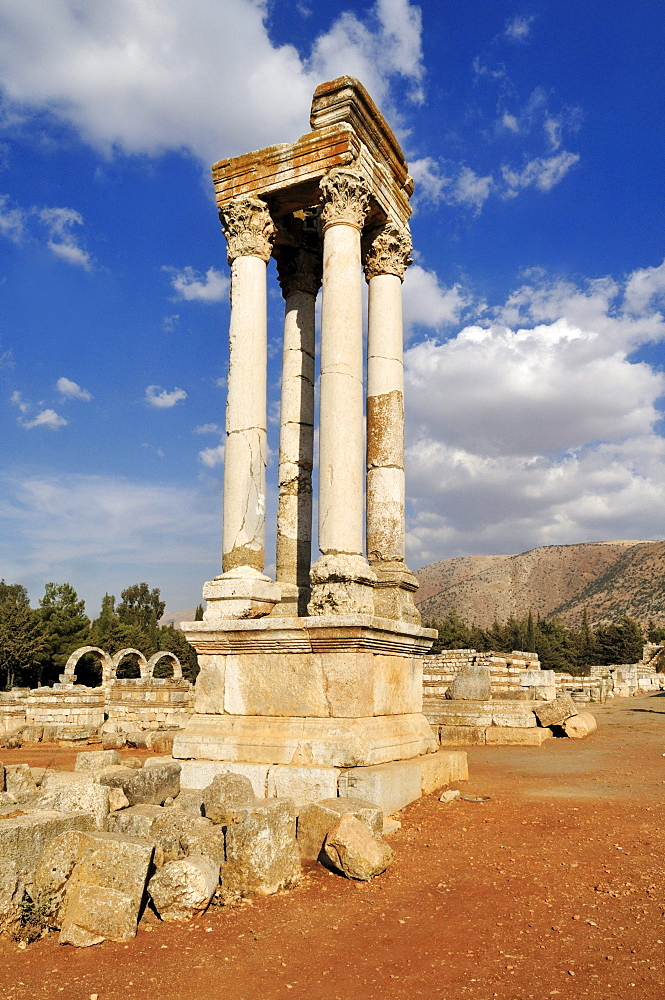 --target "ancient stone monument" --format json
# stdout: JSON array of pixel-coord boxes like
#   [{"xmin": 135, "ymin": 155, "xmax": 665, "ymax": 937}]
[{"xmin": 173, "ymin": 77, "xmax": 446, "ymax": 806}]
